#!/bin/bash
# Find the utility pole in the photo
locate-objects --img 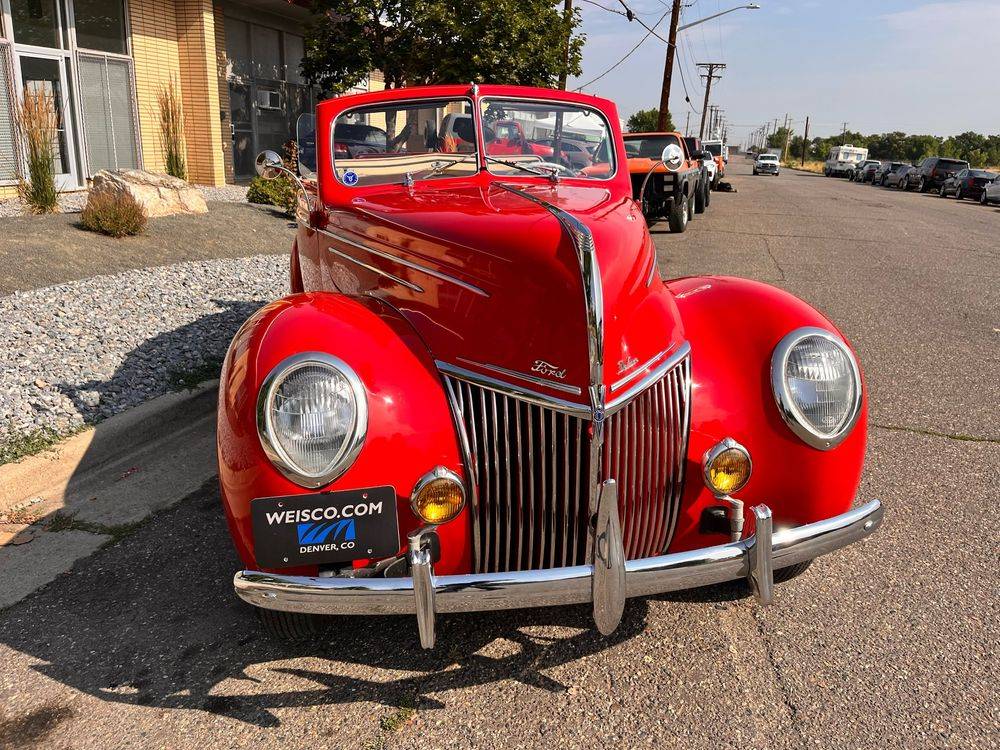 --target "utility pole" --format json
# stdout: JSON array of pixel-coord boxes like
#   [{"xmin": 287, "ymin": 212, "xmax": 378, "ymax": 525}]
[
  {"xmin": 801, "ymin": 115, "xmax": 810, "ymax": 165},
  {"xmin": 840, "ymin": 121, "xmax": 849, "ymax": 144},
  {"xmin": 684, "ymin": 111, "xmax": 690, "ymax": 137},
  {"xmin": 697, "ymin": 63, "xmax": 725, "ymax": 139},
  {"xmin": 782, "ymin": 113, "xmax": 792, "ymax": 161},
  {"xmin": 558, "ymin": 0, "xmax": 574, "ymax": 89},
  {"xmin": 656, "ymin": 0, "xmax": 683, "ymax": 131}
]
